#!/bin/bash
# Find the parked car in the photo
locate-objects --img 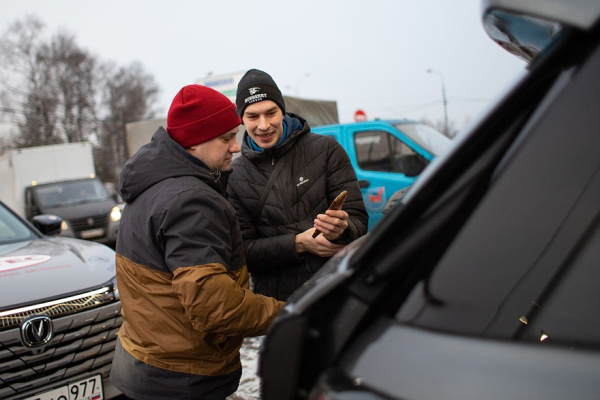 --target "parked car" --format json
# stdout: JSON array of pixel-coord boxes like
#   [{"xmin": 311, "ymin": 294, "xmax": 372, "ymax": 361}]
[
  {"xmin": 312, "ymin": 119, "xmax": 452, "ymax": 231},
  {"xmin": 259, "ymin": 0, "xmax": 600, "ymax": 399},
  {"xmin": 0, "ymin": 142, "xmax": 121, "ymax": 247},
  {"xmin": 0, "ymin": 201, "xmax": 121, "ymax": 399}
]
